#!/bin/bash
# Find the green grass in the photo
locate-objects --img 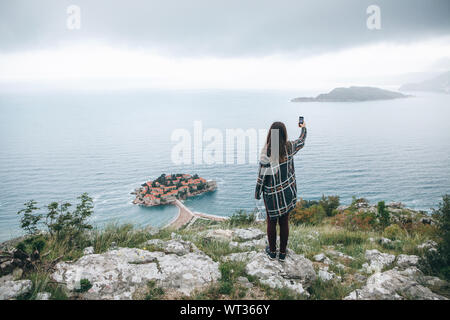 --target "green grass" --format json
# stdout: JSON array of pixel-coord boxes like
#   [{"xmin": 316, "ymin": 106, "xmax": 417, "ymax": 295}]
[
  {"xmin": 145, "ymin": 281, "xmax": 165, "ymax": 300},
  {"xmin": 307, "ymin": 278, "xmax": 354, "ymax": 300},
  {"xmin": 92, "ymin": 223, "xmax": 157, "ymax": 253},
  {"xmin": 19, "ymin": 272, "xmax": 68, "ymax": 300}
]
